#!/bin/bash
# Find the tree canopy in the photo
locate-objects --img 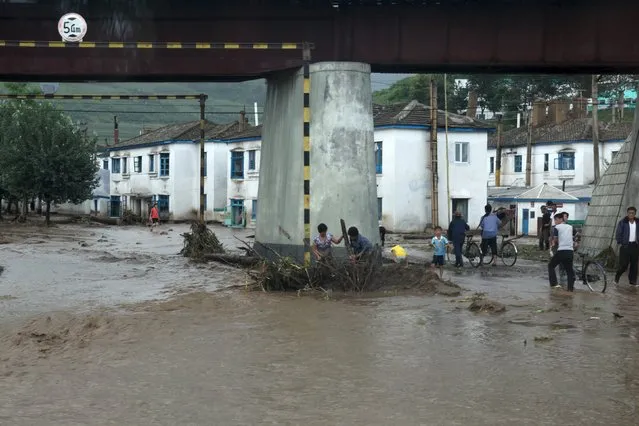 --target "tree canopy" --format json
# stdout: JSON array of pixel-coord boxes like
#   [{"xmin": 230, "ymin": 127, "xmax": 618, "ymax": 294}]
[{"xmin": 0, "ymin": 89, "xmax": 99, "ymax": 224}]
